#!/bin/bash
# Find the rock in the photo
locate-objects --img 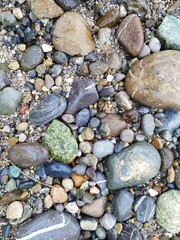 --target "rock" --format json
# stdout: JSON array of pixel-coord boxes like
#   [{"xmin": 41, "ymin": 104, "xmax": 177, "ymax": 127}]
[
  {"xmin": 95, "ymin": 226, "xmax": 106, "ymax": 239},
  {"xmin": 8, "ymin": 142, "xmax": 48, "ymax": 168},
  {"xmin": 92, "ymin": 140, "xmax": 114, "ymax": 158},
  {"xmin": 99, "ymin": 86, "xmax": 115, "ymax": 97},
  {"xmin": 96, "ymin": 8, "xmax": 120, "ymax": 28},
  {"xmin": 42, "ymin": 120, "xmax": 78, "ymax": 164},
  {"xmin": 149, "ymin": 37, "xmax": 161, "ymax": 52},
  {"xmin": 19, "ymin": 180, "xmax": 35, "ymax": 190},
  {"xmin": 156, "ymin": 190, "xmax": 180, "ymax": 233},
  {"xmin": 9, "ymin": 166, "xmax": 21, "ymax": 179},
  {"xmin": 34, "ymin": 78, "xmax": 45, "ymax": 91},
  {"xmin": 81, "ymin": 127, "xmax": 94, "ymax": 140},
  {"xmin": 118, "ymin": 223, "xmax": 143, "ymax": 240},
  {"xmin": 106, "ymin": 52, "xmax": 122, "ymax": 71},
  {"xmin": 120, "ymin": 129, "xmax": 134, "ymax": 143},
  {"xmin": 50, "ymin": 185, "xmax": 68, "ymax": 203},
  {"xmin": 115, "ymin": 91, "xmax": 133, "ymax": 110},
  {"xmin": 127, "ymin": 0, "xmax": 149, "ymax": 19},
  {"xmin": 79, "ymin": 154, "xmax": 98, "ymax": 168},
  {"xmin": 71, "ymin": 173, "xmax": 89, "ymax": 188},
  {"xmin": 52, "ymin": 12, "xmax": 95, "ymax": 56},
  {"xmin": 0, "ymin": 71, "xmax": 11, "ymax": 90},
  {"xmin": 160, "ymin": 147, "xmax": 174, "ymax": 172},
  {"xmin": 105, "ymin": 142, "xmax": 161, "ymax": 190},
  {"xmin": 81, "ymin": 196, "xmax": 107, "ymax": 218},
  {"xmin": 100, "ymin": 213, "xmax": 116, "ymax": 230},
  {"xmin": 53, "ymin": 51, "xmax": 69, "ymax": 65},
  {"xmin": 6, "ymin": 201, "xmax": 23, "ymax": 219},
  {"xmin": 0, "ymin": 190, "xmax": 27, "ymax": 206},
  {"xmin": 141, "ymin": 114, "xmax": 155, "ymax": 136},
  {"xmin": 65, "ymin": 202, "xmax": 79, "ymax": 214},
  {"xmin": 75, "ymin": 108, "xmax": 90, "ymax": 127},
  {"xmin": 89, "ymin": 61, "xmax": 109, "ymax": 76},
  {"xmin": 157, "ymin": 15, "xmax": 180, "ymax": 50},
  {"xmin": 21, "ymin": 45, "xmax": 43, "ymax": 71},
  {"xmin": 66, "ymin": 79, "xmax": 99, "ymax": 115},
  {"xmin": 0, "ymin": 11, "xmax": 16, "ymax": 26},
  {"xmin": 5, "ymin": 179, "xmax": 16, "ymax": 192},
  {"xmin": 0, "ymin": 87, "xmax": 22, "ymax": 115},
  {"xmin": 80, "ymin": 217, "xmax": 97, "ymax": 231},
  {"xmin": 62, "ymin": 178, "xmax": 74, "ymax": 192},
  {"xmin": 112, "ymin": 190, "xmax": 134, "ymax": 222},
  {"xmin": 89, "ymin": 117, "xmax": 100, "ymax": 129},
  {"xmin": 116, "ymin": 14, "xmax": 144, "ymax": 56},
  {"xmin": 175, "ymin": 168, "xmax": 180, "ymax": 189},
  {"xmin": 29, "ymin": 94, "xmax": 67, "ymax": 126},
  {"xmin": 45, "ymin": 162, "xmax": 72, "ymax": 178},
  {"xmin": 45, "ymin": 74, "xmax": 54, "ymax": 89},
  {"xmin": 16, "ymin": 122, "xmax": 29, "ymax": 131},
  {"xmin": 55, "ymin": 0, "xmax": 77, "ymax": 10},
  {"xmin": 44, "ymin": 195, "xmax": 53, "ymax": 209},
  {"xmin": 15, "ymin": 210, "xmax": 80, "ymax": 240},
  {"xmin": 125, "ymin": 50, "xmax": 180, "ymax": 110},
  {"xmin": 98, "ymin": 28, "xmax": 111, "ymax": 44},
  {"xmin": 134, "ymin": 196, "xmax": 155, "ymax": 222},
  {"xmin": 138, "ymin": 43, "xmax": 151, "ymax": 58},
  {"xmin": 30, "ymin": 0, "xmax": 63, "ymax": 19}
]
